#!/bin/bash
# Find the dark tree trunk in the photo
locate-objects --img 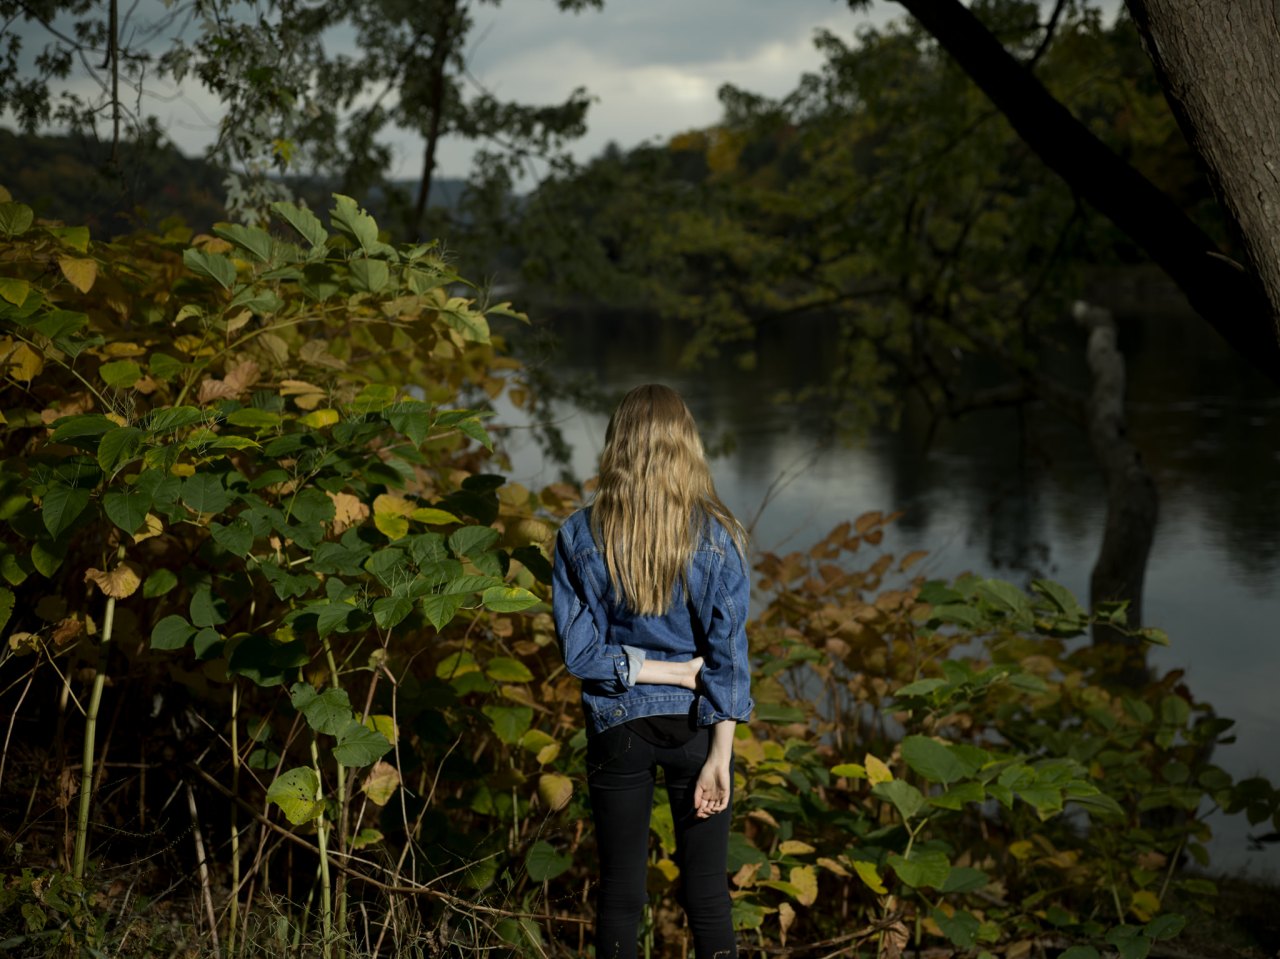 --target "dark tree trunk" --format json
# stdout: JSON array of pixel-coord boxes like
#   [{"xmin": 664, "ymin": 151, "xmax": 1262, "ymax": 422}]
[
  {"xmin": 881, "ymin": 0, "xmax": 1280, "ymax": 385},
  {"xmin": 412, "ymin": 0, "xmax": 461, "ymax": 237},
  {"xmin": 1124, "ymin": 0, "xmax": 1280, "ymax": 350},
  {"xmin": 1074, "ymin": 303, "xmax": 1157, "ymax": 685}
]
